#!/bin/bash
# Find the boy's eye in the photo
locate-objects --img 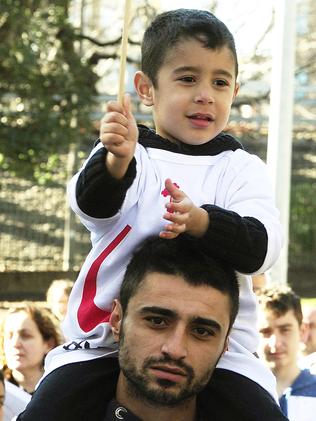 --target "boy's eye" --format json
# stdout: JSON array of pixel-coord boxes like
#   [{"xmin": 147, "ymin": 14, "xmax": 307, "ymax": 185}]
[
  {"xmin": 178, "ymin": 76, "xmax": 195, "ymax": 83},
  {"xmin": 213, "ymin": 79, "xmax": 229, "ymax": 87}
]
